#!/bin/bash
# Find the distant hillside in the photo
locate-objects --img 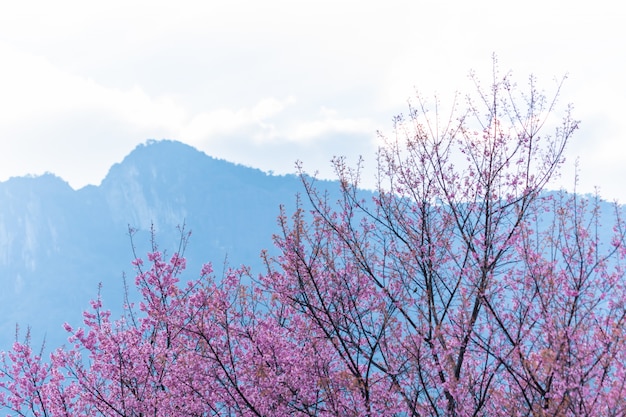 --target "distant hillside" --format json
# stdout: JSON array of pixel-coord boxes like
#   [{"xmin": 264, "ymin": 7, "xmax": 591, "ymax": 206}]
[
  {"xmin": 0, "ymin": 140, "xmax": 310, "ymax": 350},
  {"xmin": 0, "ymin": 140, "xmax": 621, "ymax": 354}
]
